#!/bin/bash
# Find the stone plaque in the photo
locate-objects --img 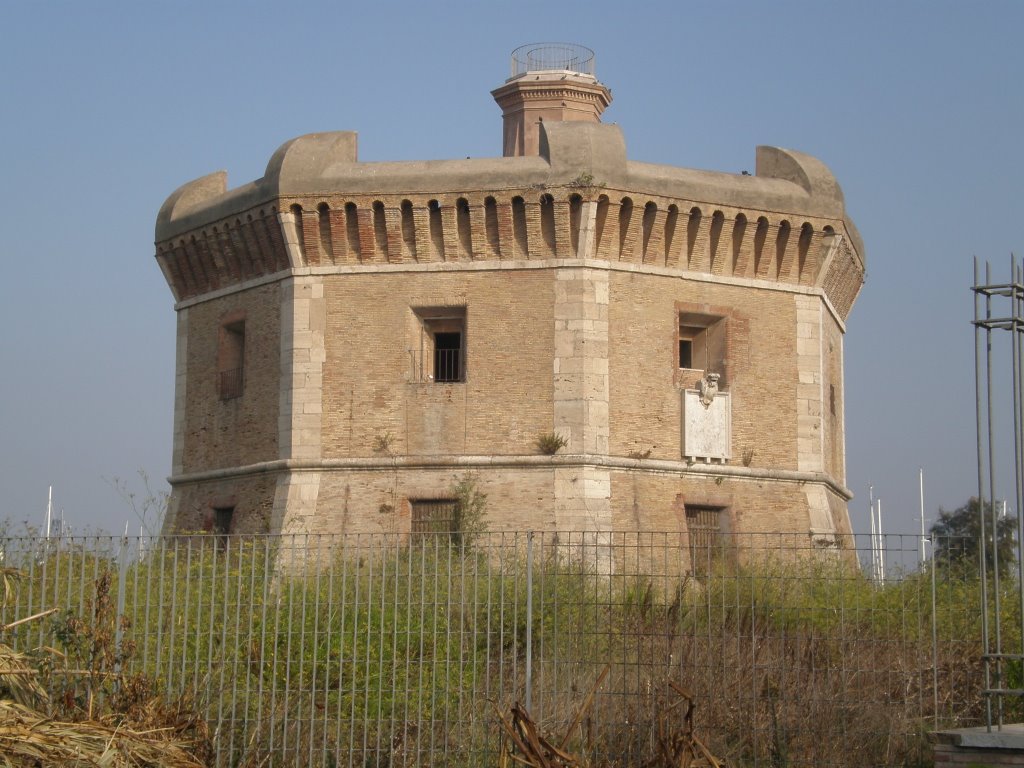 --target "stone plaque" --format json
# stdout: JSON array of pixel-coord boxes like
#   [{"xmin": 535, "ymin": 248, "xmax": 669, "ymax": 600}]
[{"xmin": 682, "ymin": 389, "xmax": 731, "ymax": 462}]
